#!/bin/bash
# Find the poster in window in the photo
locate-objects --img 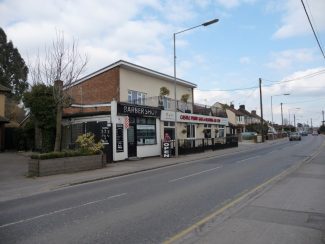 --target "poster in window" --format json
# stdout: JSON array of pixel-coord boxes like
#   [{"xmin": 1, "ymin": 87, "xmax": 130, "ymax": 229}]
[
  {"xmin": 101, "ymin": 125, "xmax": 111, "ymax": 144},
  {"xmin": 116, "ymin": 124, "xmax": 124, "ymax": 152}
]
